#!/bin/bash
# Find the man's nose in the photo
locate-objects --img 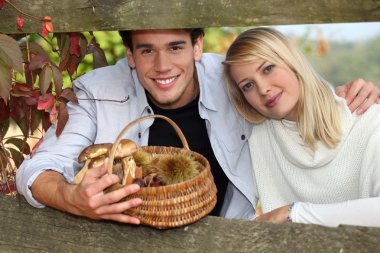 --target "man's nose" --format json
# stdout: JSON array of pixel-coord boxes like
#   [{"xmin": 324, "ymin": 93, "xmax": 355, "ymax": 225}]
[{"xmin": 154, "ymin": 52, "xmax": 171, "ymax": 72}]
